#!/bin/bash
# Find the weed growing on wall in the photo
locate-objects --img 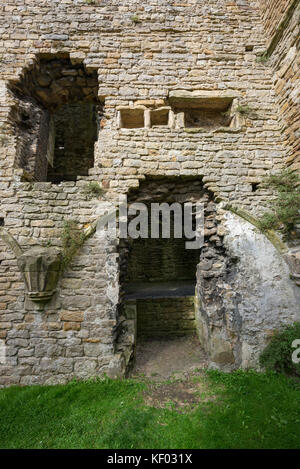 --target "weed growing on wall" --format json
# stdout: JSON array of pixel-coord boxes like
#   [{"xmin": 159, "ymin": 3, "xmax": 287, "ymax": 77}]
[
  {"xmin": 258, "ymin": 169, "xmax": 300, "ymax": 237},
  {"xmin": 131, "ymin": 15, "xmax": 142, "ymax": 24},
  {"xmin": 256, "ymin": 52, "xmax": 269, "ymax": 63},
  {"xmin": 236, "ymin": 105, "xmax": 252, "ymax": 114},
  {"xmin": 82, "ymin": 182, "xmax": 104, "ymax": 199},
  {"xmin": 61, "ymin": 220, "xmax": 86, "ymax": 268}
]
